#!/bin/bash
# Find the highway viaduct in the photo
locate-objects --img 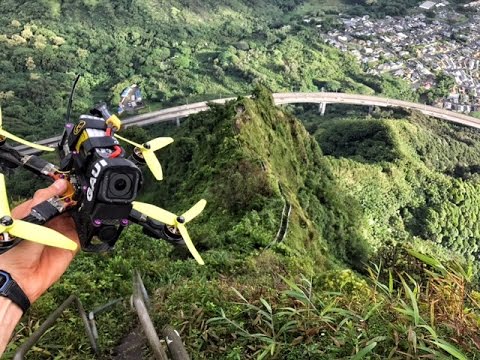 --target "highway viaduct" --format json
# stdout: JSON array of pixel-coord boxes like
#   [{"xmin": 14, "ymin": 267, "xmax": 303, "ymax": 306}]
[{"xmin": 14, "ymin": 92, "xmax": 480, "ymax": 155}]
